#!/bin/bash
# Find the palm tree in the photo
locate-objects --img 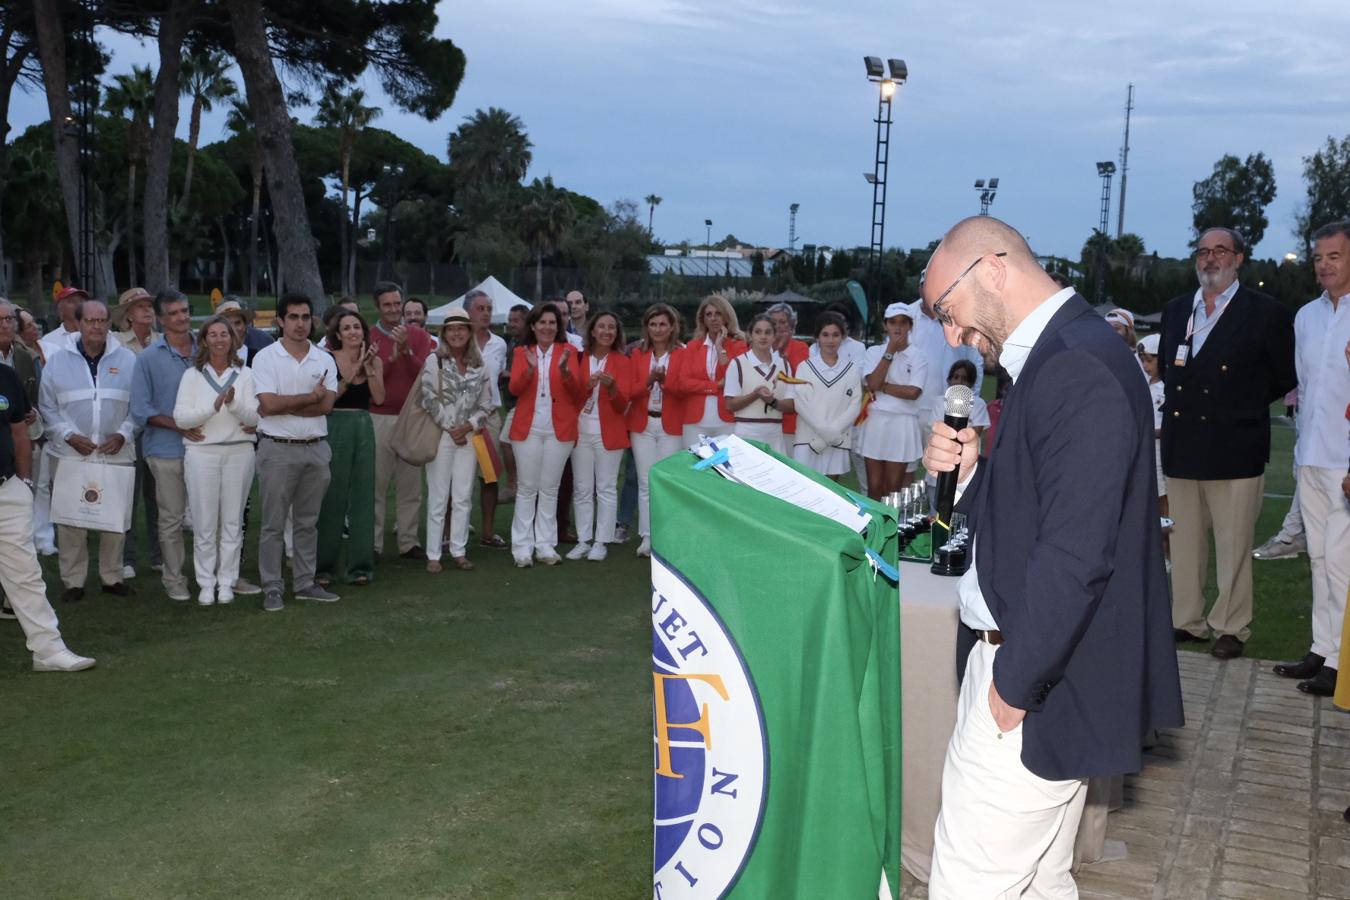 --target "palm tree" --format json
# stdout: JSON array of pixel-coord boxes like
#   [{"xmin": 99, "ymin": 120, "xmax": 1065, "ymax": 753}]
[
  {"xmin": 315, "ymin": 82, "xmax": 381, "ymax": 296},
  {"xmin": 447, "ymin": 107, "xmax": 532, "ymax": 187},
  {"xmin": 225, "ymin": 98, "xmax": 264, "ymax": 301},
  {"xmin": 644, "ymin": 193, "xmax": 662, "ymax": 234},
  {"xmin": 177, "ymin": 50, "xmax": 236, "ymax": 211},
  {"xmin": 105, "ymin": 65, "xmax": 156, "ymax": 287},
  {"xmin": 519, "ymin": 176, "xmax": 575, "ymax": 302}
]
